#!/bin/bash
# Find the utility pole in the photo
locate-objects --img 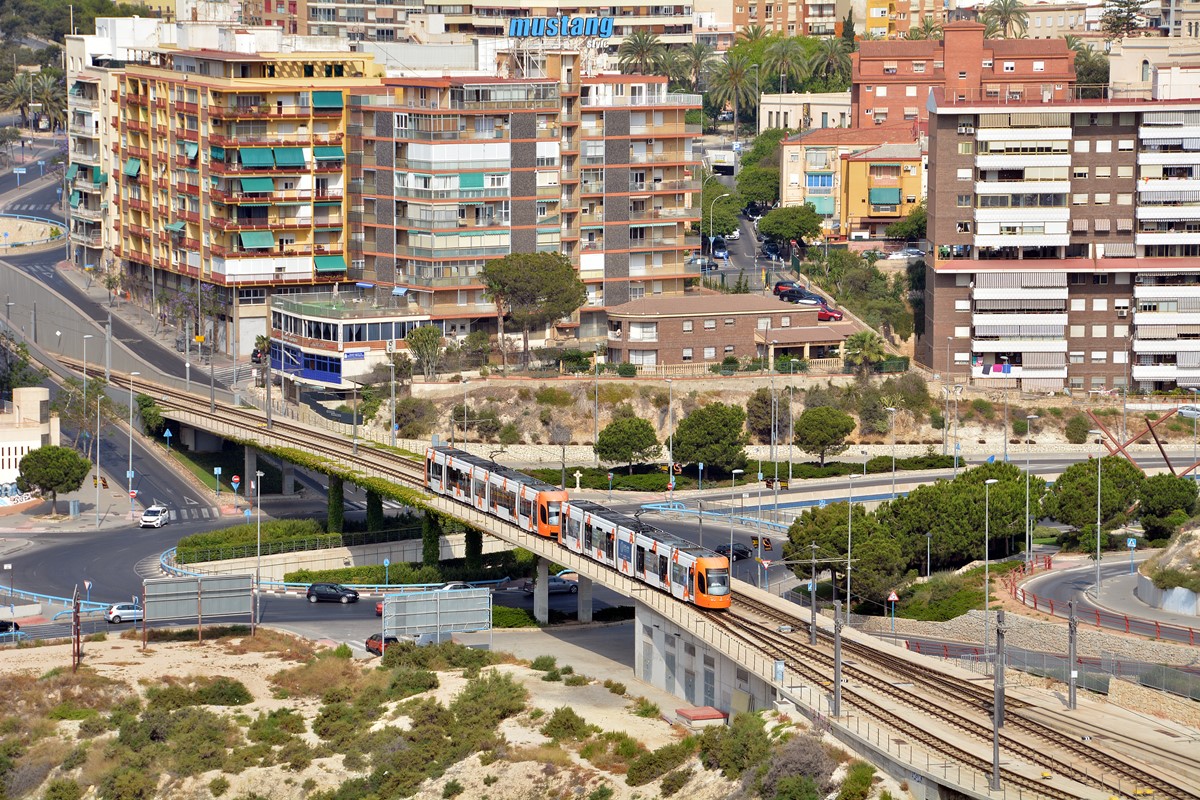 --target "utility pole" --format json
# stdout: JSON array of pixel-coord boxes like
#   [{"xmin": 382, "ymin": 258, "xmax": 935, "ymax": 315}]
[
  {"xmin": 832, "ymin": 602, "xmax": 843, "ymax": 717},
  {"xmin": 1067, "ymin": 600, "xmax": 1078, "ymax": 710},
  {"xmin": 809, "ymin": 542, "xmax": 818, "ymax": 645}
]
